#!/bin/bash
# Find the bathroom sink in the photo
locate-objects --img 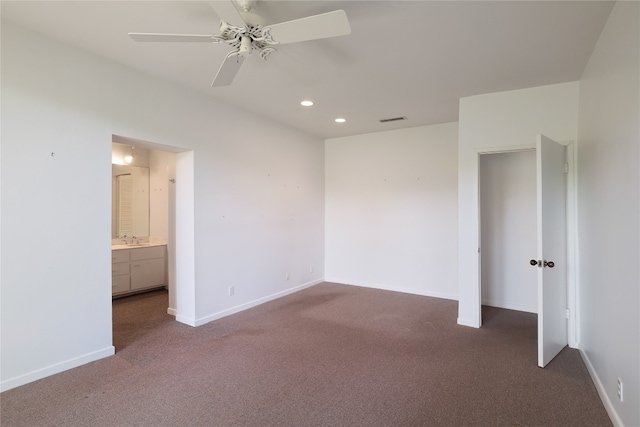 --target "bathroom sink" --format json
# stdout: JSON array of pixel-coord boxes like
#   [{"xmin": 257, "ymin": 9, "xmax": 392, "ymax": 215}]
[{"xmin": 126, "ymin": 243, "xmax": 152, "ymax": 247}]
